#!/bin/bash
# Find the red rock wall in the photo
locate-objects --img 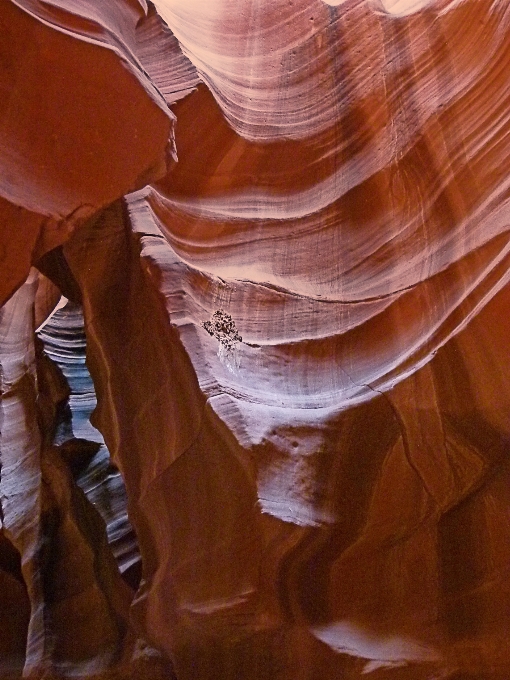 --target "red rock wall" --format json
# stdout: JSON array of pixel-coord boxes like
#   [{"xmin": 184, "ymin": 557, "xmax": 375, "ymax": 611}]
[{"xmin": 1, "ymin": 0, "xmax": 510, "ymax": 678}]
